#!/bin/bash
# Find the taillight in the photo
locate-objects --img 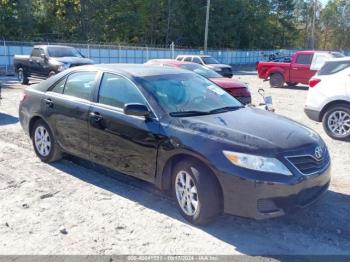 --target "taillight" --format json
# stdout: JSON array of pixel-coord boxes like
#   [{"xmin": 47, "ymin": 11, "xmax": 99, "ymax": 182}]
[
  {"xmin": 309, "ymin": 78, "xmax": 321, "ymax": 88},
  {"xmin": 20, "ymin": 93, "xmax": 27, "ymax": 102}
]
